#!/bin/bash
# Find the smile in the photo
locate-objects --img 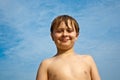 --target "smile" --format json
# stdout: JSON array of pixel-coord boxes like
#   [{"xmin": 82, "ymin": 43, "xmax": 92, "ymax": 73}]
[{"xmin": 60, "ymin": 38, "xmax": 70, "ymax": 42}]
